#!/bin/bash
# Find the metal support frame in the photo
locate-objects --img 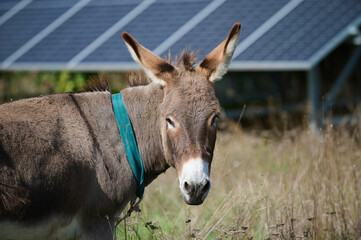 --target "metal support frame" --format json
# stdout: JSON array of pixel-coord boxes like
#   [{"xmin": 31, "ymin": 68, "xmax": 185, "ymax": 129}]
[
  {"xmin": 307, "ymin": 65, "xmax": 321, "ymax": 130},
  {"xmin": 323, "ymin": 45, "xmax": 361, "ymax": 114}
]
